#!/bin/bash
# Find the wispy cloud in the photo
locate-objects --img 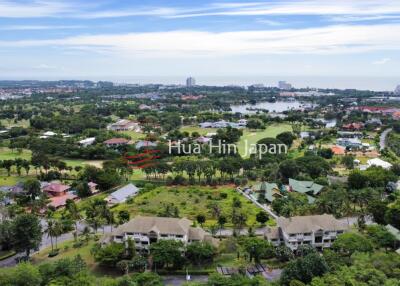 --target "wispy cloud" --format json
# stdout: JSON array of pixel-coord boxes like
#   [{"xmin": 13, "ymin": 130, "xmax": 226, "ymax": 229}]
[
  {"xmin": 0, "ymin": 24, "xmax": 85, "ymax": 30},
  {"xmin": 372, "ymin": 58, "xmax": 391, "ymax": 65},
  {"xmin": 0, "ymin": 0, "xmax": 75, "ymax": 18},
  {"xmin": 1, "ymin": 24, "xmax": 399, "ymax": 57}
]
